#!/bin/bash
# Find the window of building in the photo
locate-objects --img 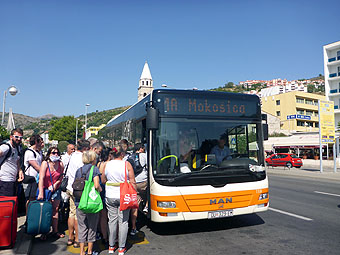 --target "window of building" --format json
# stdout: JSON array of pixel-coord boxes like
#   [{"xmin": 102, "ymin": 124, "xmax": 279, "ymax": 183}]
[
  {"xmin": 146, "ymin": 81, "xmax": 148, "ymax": 85},
  {"xmin": 296, "ymin": 97, "xmax": 304, "ymax": 104},
  {"xmin": 315, "ymin": 112, "xmax": 318, "ymax": 117},
  {"xmin": 297, "ymin": 109, "xmax": 305, "ymax": 115},
  {"xmin": 306, "ymin": 110, "xmax": 313, "ymax": 116},
  {"xmin": 276, "ymin": 100, "xmax": 280, "ymax": 105},
  {"xmin": 315, "ymin": 122, "xmax": 319, "ymax": 128},
  {"xmin": 142, "ymin": 81, "xmax": 144, "ymax": 85},
  {"xmin": 276, "ymin": 111, "xmax": 281, "ymax": 116},
  {"xmin": 305, "ymin": 99, "xmax": 313, "ymax": 105},
  {"xmin": 297, "ymin": 121, "xmax": 305, "ymax": 126},
  {"xmin": 306, "ymin": 122, "xmax": 313, "ymax": 127}
]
